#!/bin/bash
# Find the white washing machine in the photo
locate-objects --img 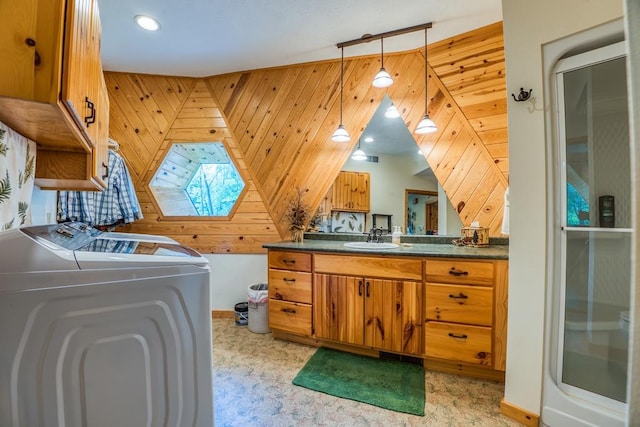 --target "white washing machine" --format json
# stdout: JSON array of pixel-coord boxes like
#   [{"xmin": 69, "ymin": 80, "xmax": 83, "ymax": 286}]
[{"xmin": 0, "ymin": 222, "xmax": 214, "ymax": 427}]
